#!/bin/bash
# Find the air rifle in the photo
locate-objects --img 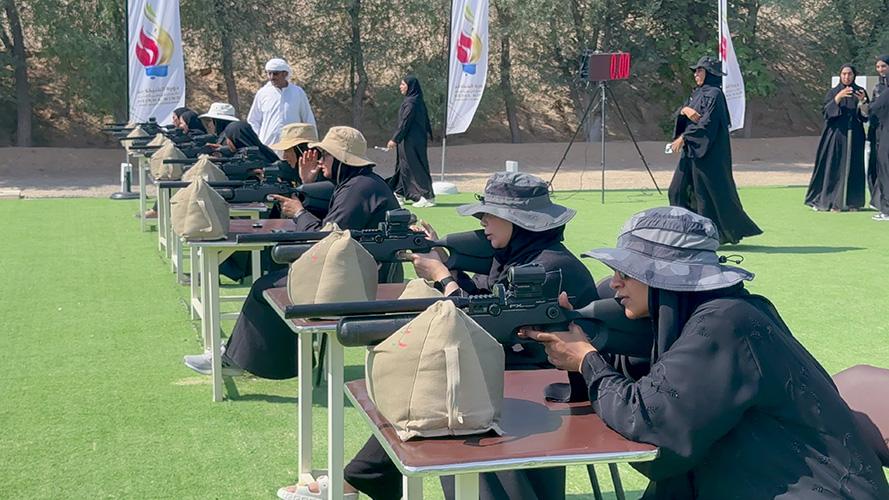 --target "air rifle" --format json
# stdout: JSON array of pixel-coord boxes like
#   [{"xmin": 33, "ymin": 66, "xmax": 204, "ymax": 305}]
[
  {"xmin": 133, "ymin": 133, "xmax": 218, "ymax": 158},
  {"xmin": 162, "ymin": 147, "xmax": 286, "ymax": 180},
  {"xmin": 216, "ymin": 180, "xmax": 334, "ymax": 216},
  {"xmin": 283, "ymin": 263, "xmax": 653, "ymax": 357},
  {"xmin": 237, "ymin": 209, "xmax": 496, "ymax": 272}
]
